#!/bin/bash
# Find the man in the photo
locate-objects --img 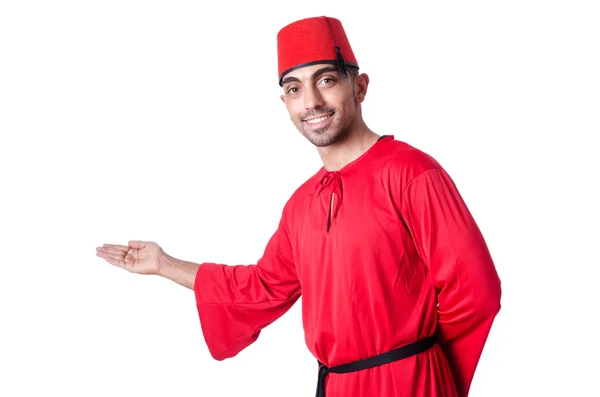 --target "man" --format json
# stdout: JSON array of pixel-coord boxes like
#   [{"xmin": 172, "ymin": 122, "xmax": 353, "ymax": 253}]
[{"xmin": 96, "ymin": 16, "xmax": 501, "ymax": 397}]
